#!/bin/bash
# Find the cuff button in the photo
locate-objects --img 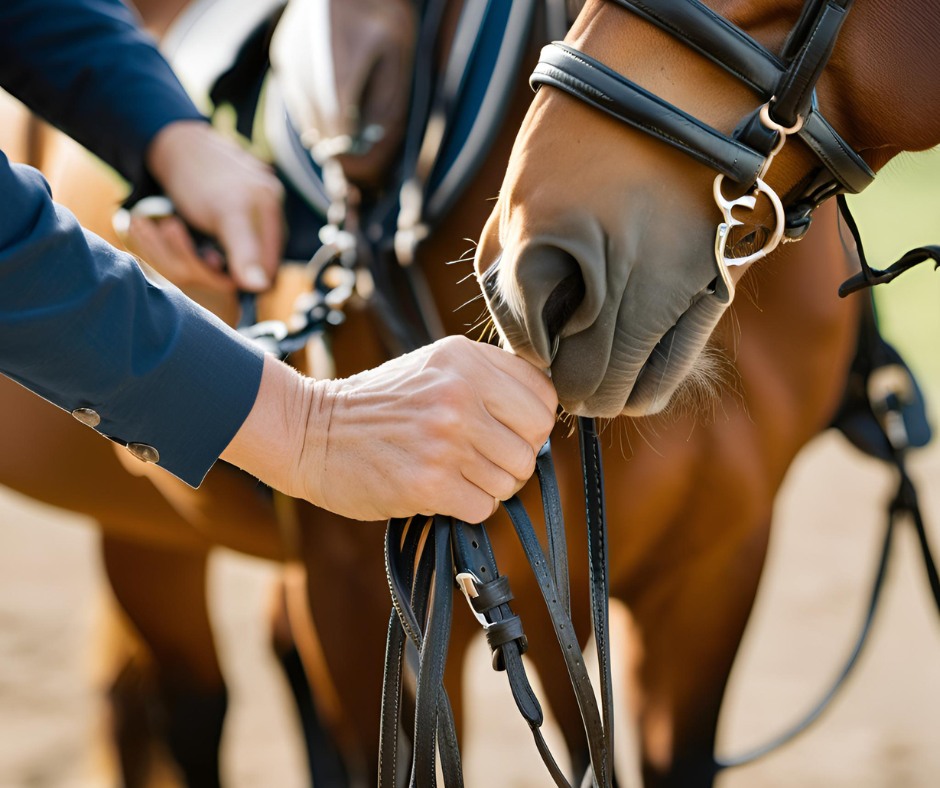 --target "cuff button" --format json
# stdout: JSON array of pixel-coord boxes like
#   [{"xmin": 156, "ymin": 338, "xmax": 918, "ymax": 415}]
[
  {"xmin": 126, "ymin": 443, "xmax": 160, "ymax": 464},
  {"xmin": 71, "ymin": 408, "xmax": 101, "ymax": 428}
]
